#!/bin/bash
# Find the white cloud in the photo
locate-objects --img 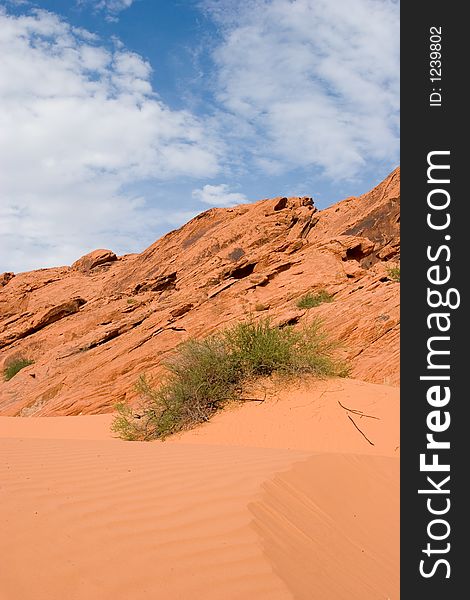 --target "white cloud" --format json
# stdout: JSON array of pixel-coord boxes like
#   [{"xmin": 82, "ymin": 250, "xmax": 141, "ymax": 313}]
[
  {"xmin": 192, "ymin": 184, "xmax": 248, "ymax": 206},
  {"xmin": 99, "ymin": 0, "xmax": 134, "ymax": 10},
  {"xmin": 204, "ymin": 0, "xmax": 399, "ymax": 180},
  {"xmin": 0, "ymin": 8, "xmax": 220, "ymax": 272},
  {"xmin": 0, "ymin": 2, "xmax": 400, "ymax": 273},
  {"xmin": 78, "ymin": 0, "xmax": 136, "ymax": 21}
]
